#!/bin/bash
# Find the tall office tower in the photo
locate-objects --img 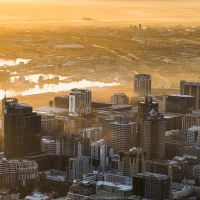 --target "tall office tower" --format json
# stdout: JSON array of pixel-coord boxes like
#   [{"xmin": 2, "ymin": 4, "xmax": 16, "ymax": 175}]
[
  {"xmin": 69, "ymin": 156, "xmax": 92, "ymax": 181},
  {"xmin": 133, "ymin": 172, "xmax": 169, "ymax": 200},
  {"xmin": 182, "ymin": 111, "xmax": 200, "ymax": 131},
  {"xmin": 4, "ymin": 103, "xmax": 42, "ymax": 159},
  {"xmin": 111, "ymin": 93, "xmax": 129, "ymax": 104},
  {"xmin": 180, "ymin": 80, "xmax": 200, "ymax": 110},
  {"xmin": 0, "ymin": 158, "xmax": 17, "ymax": 189},
  {"xmin": 1, "ymin": 97, "xmax": 18, "ymax": 138},
  {"xmin": 186, "ymin": 126, "xmax": 200, "ymax": 146},
  {"xmin": 79, "ymin": 127, "xmax": 102, "ymax": 143},
  {"xmin": 140, "ymin": 111, "xmax": 166, "ymax": 160},
  {"xmin": 137, "ymin": 96, "xmax": 159, "ymax": 124},
  {"xmin": 90, "ymin": 139, "xmax": 112, "ymax": 172},
  {"xmin": 119, "ymin": 147, "xmax": 146, "ymax": 176},
  {"xmin": 165, "ymin": 94, "xmax": 195, "ymax": 114},
  {"xmin": 69, "ymin": 88, "xmax": 92, "ymax": 114},
  {"xmin": 109, "ymin": 116, "xmax": 137, "ymax": 154},
  {"xmin": 134, "ymin": 74, "xmax": 151, "ymax": 97},
  {"xmin": 137, "ymin": 97, "xmax": 159, "ymax": 146}
]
